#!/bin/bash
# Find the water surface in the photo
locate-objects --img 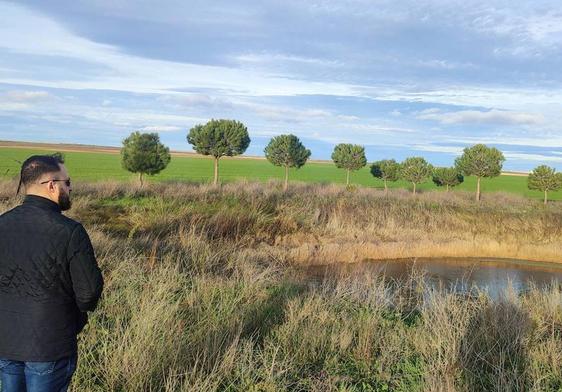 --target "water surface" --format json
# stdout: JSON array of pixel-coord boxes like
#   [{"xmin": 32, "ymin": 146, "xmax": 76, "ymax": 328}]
[{"xmin": 306, "ymin": 257, "xmax": 562, "ymax": 298}]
